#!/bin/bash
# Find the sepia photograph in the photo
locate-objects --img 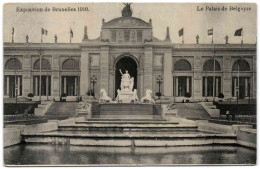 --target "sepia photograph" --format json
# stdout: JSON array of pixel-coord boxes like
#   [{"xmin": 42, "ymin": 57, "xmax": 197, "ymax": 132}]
[{"xmin": 2, "ymin": 2, "xmax": 257, "ymax": 166}]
